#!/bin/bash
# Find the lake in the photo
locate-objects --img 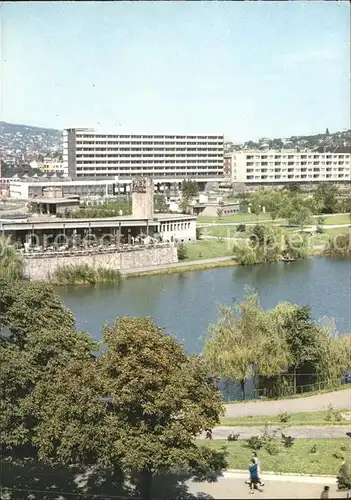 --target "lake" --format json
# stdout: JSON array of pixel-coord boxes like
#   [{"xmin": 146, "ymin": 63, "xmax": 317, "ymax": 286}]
[{"xmin": 59, "ymin": 256, "xmax": 350, "ymax": 353}]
